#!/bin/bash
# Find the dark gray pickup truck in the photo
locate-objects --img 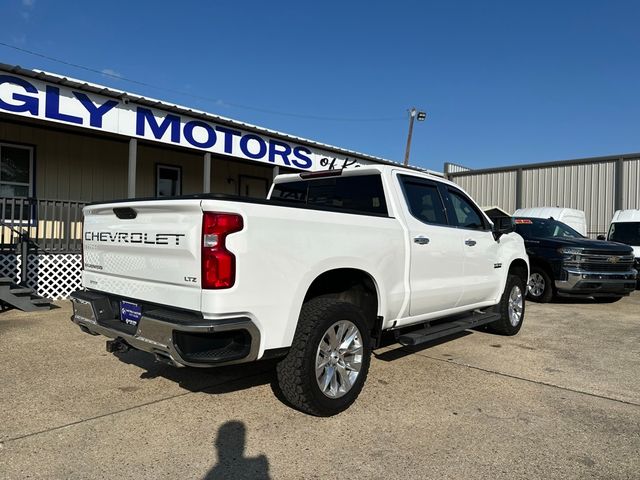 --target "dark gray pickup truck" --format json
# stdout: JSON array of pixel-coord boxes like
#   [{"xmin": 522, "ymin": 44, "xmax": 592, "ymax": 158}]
[{"xmin": 514, "ymin": 217, "xmax": 637, "ymax": 303}]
